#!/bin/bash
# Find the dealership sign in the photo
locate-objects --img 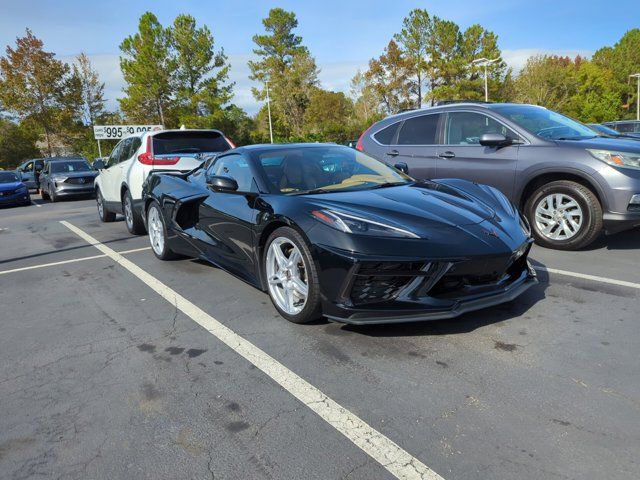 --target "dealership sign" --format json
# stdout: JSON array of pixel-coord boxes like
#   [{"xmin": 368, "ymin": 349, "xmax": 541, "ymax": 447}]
[{"xmin": 93, "ymin": 125, "xmax": 163, "ymax": 140}]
